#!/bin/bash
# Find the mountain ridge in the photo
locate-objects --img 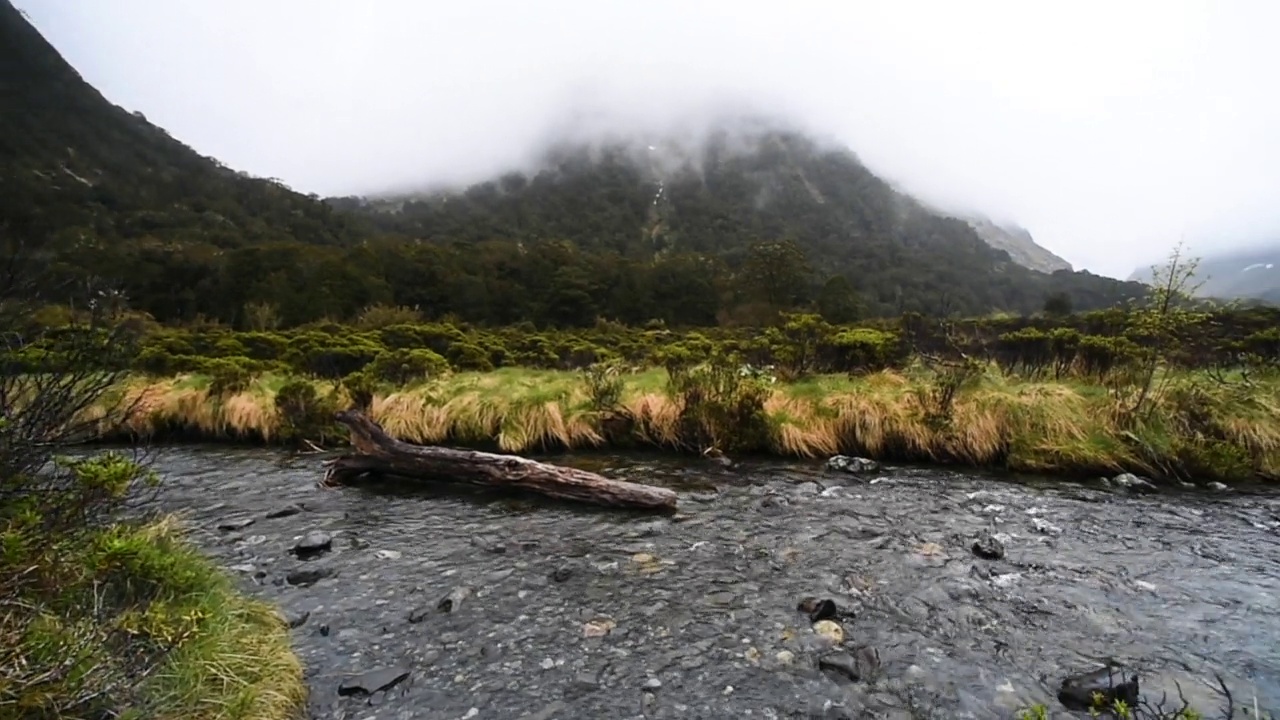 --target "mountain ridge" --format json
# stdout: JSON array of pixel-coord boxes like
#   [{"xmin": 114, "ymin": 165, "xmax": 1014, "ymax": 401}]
[{"xmin": 3, "ymin": 0, "xmax": 1148, "ymax": 327}]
